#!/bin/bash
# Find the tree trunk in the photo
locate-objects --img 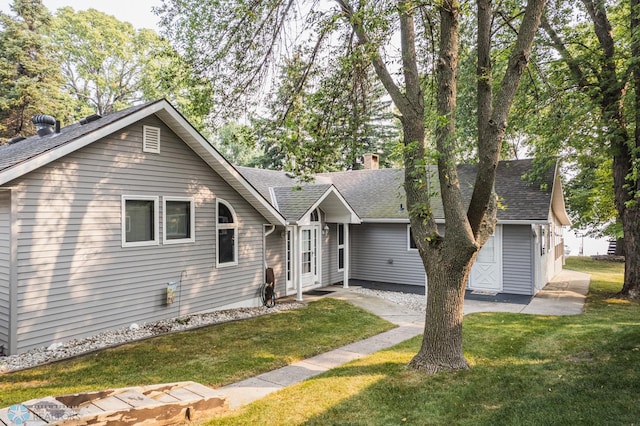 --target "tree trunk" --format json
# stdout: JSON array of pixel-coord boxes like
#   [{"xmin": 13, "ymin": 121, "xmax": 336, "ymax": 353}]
[
  {"xmin": 409, "ymin": 246, "xmax": 474, "ymax": 372},
  {"xmin": 407, "ymin": 0, "xmax": 475, "ymax": 373},
  {"xmin": 621, "ymin": 0, "xmax": 640, "ymax": 298},
  {"xmin": 620, "ymin": 207, "xmax": 640, "ymax": 297},
  {"xmin": 583, "ymin": 0, "xmax": 640, "ymax": 299}
]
